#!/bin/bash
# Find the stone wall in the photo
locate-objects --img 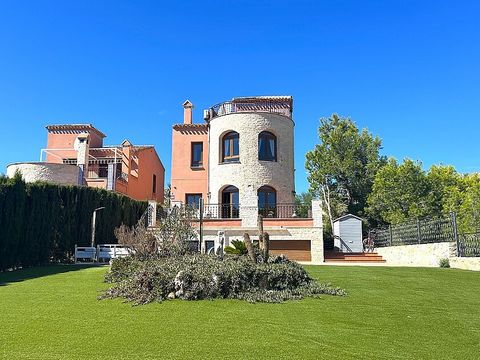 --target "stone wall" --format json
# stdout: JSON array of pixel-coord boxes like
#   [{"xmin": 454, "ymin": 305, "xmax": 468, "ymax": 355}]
[
  {"xmin": 375, "ymin": 242, "xmax": 455, "ymax": 267},
  {"xmin": 376, "ymin": 242, "xmax": 480, "ymax": 271},
  {"xmin": 7, "ymin": 162, "xmax": 81, "ymax": 186},
  {"xmin": 449, "ymin": 257, "xmax": 480, "ymax": 271},
  {"xmin": 208, "ymin": 112, "xmax": 295, "ymax": 206}
]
